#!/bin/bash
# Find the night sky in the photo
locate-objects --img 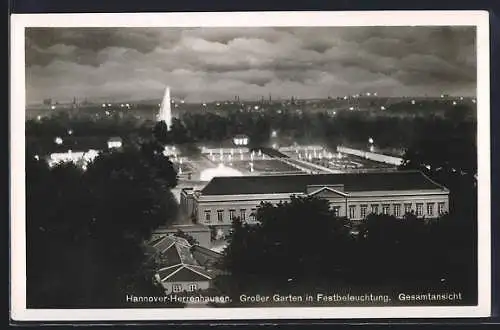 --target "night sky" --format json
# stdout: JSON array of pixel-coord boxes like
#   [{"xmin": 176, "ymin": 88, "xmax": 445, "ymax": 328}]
[{"xmin": 25, "ymin": 26, "xmax": 476, "ymax": 104}]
